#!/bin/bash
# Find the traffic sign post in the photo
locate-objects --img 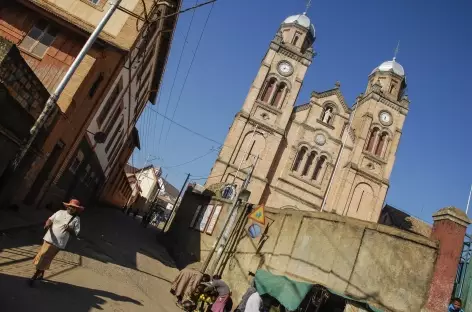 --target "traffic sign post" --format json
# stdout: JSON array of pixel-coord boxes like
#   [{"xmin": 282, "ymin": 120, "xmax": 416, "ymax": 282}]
[{"xmin": 248, "ymin": 205, "xmax": 265, "ymax": 225}]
